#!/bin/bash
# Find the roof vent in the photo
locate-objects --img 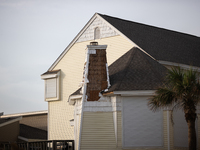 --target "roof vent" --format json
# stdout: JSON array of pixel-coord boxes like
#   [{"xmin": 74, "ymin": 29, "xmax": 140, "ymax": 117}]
[{"xmin": 90, "ymin": 42, "xmax": 98, "ymax": 46}]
